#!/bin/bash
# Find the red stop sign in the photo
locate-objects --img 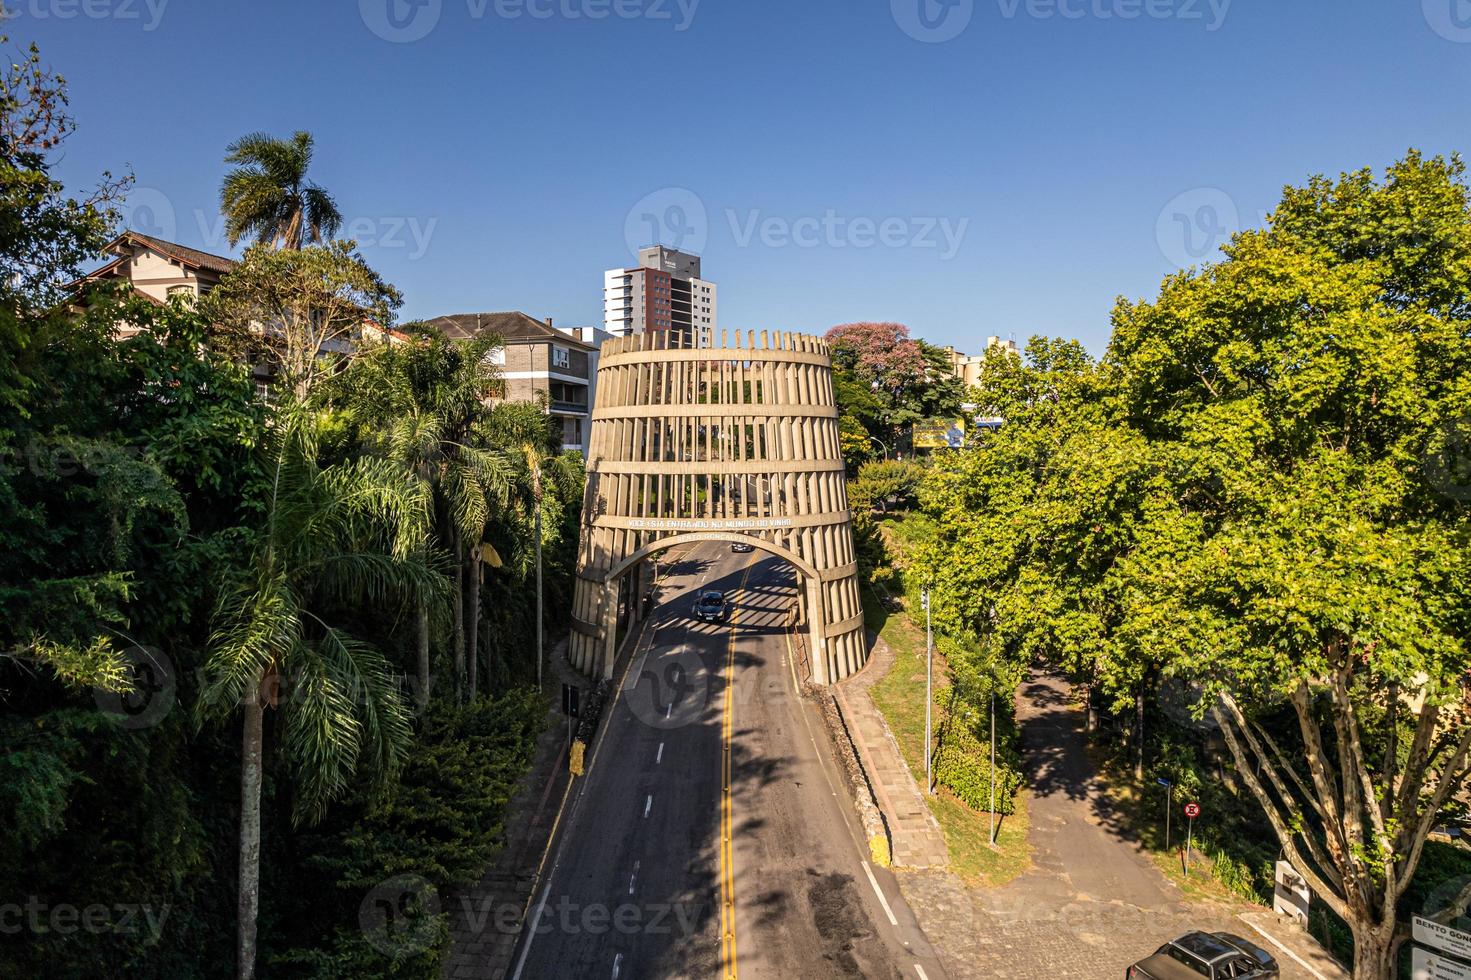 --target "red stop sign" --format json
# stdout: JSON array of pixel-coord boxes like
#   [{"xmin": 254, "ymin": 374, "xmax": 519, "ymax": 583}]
[{"xmin": 1184, "ymin": 802, "xmax": 1201, "ymax": 819}]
